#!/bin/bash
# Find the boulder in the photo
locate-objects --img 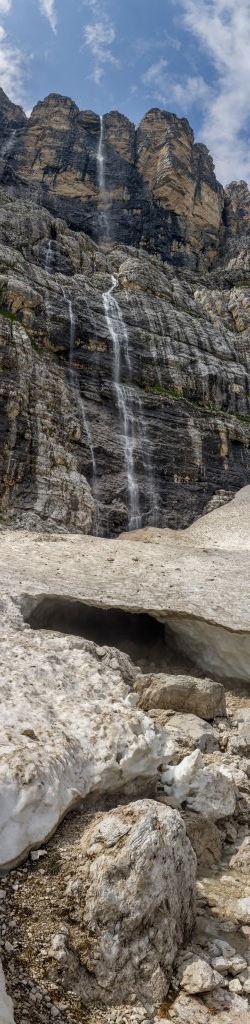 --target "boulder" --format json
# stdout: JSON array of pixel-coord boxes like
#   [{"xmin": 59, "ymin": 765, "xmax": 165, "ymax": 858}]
[
  {"xmin": 177, "ymin": 954, "xmax": 222, "ymax": 993},
  {"xmin": 0, "ymin": 962, "xmax": 15, "ymax": 1024},
  {"xmin": 165, "ymin": 990, "xmax": 250, "ymax": 1022},
  {"xmin": 229, "ymin": 710, "xmax": 250, "ymax": 756},
  {"xmin": 202, "ymin": 989, "xmax": 250, "ymax": 1018},
  {"xmin": 135, "ymin": 673, "xmax": 226, "ymax": 720},
  {"xmin": 230, "ymin": 837, "xmax": 250, "ymax": 873},
  {"xmin": 230, "ymin": 898, "xmax": 250, "ymax": 924},
  {"xmin": 183, "ymin": 812, "xmax": 223, "ymax": 869},
  {"xmin": 211, "ymin": 954, "xmax": 248, "ymax": 977},
  {"xmin": 157, "ymin": 713, "xmax": 219, "ymax": 753},
  {"xmin": 158, "ymin": 750, "xmax": 236, "ymax": 820},
  {"xmin": 50, "ymin": 800, "xmax": 196, "ymax": 1009}
]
